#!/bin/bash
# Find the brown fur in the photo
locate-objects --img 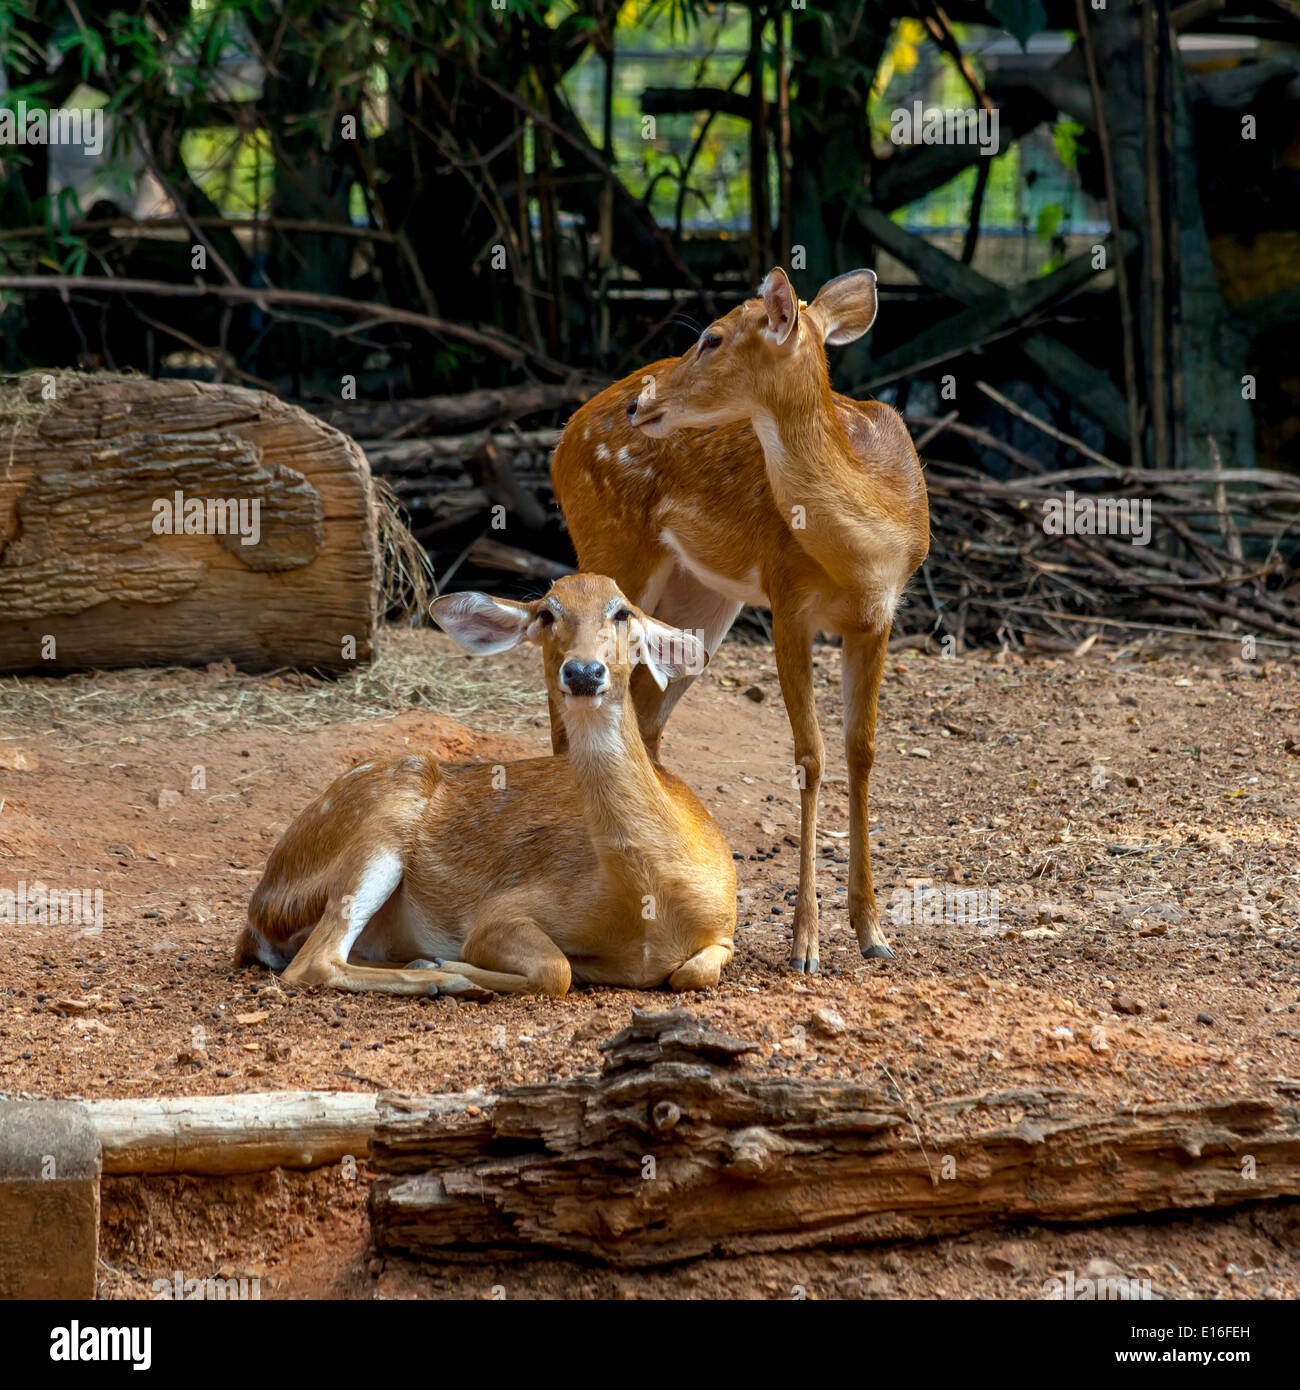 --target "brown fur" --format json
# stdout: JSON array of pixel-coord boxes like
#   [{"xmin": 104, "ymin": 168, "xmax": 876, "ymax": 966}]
[
  {"xmin": 551, "ymin": 268, "xmax": 930, "ymax": 972},
  {"xmin": 237, "ymin": 575, "xmax": 736, "ymax": 997}
]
